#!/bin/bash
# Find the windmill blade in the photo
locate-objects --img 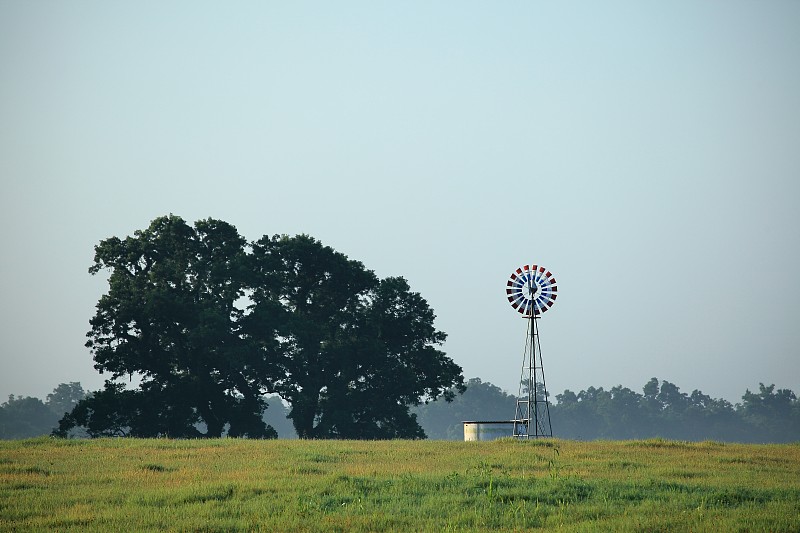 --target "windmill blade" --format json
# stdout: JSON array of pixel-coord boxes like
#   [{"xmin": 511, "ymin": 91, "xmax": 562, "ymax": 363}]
[{"xmin": 507, "ymin": 264, "xmax": 558, "ymax": 316}]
